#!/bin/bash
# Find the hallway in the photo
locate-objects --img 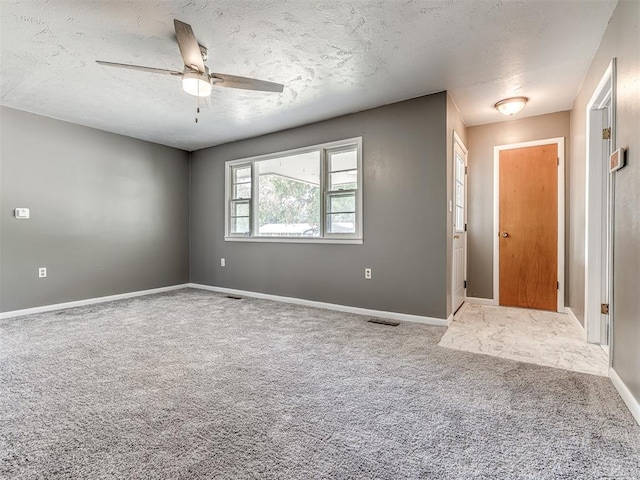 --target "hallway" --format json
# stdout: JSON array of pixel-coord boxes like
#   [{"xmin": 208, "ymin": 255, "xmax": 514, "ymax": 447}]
[{"xmin": 439, "ymin": 303, "xmax": 608, "ymax": 376}]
